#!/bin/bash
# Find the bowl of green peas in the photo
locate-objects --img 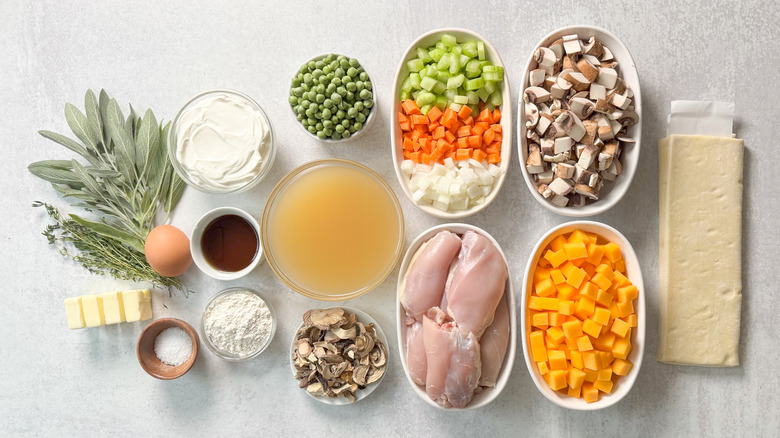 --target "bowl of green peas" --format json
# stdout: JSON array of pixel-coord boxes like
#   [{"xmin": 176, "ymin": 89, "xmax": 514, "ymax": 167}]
[{"xmin": 289, "ymin": 53, "xmax": 376, "ymax": 142}]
